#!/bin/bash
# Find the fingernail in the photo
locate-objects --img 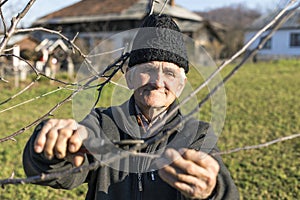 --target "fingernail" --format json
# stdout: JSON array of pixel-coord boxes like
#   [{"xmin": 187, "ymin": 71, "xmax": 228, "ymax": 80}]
[{"xmin": 34, "ymin": 146, "xmax": 42, "ymax": 153}]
